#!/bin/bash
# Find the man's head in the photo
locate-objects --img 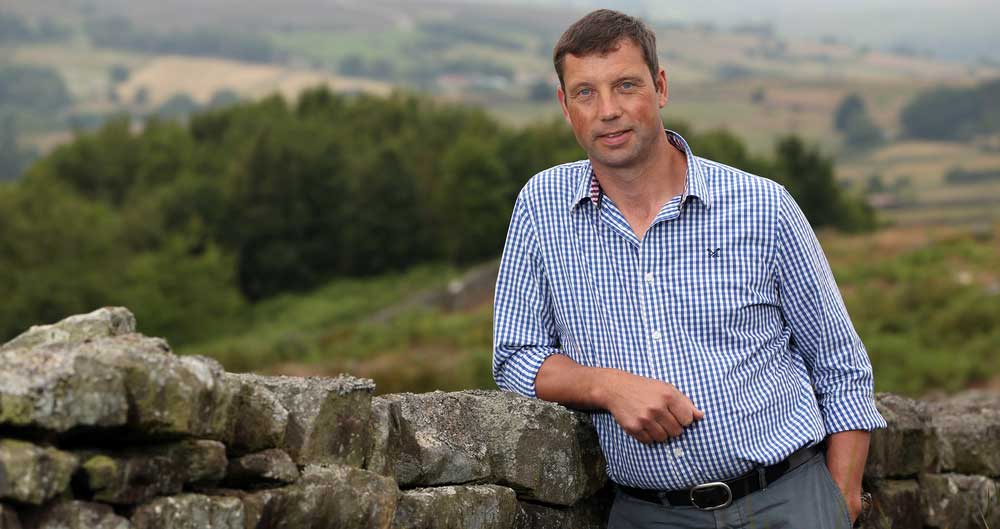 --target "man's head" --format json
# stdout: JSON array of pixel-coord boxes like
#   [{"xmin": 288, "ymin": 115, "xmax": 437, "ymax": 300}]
[
  {"xmin": 553, "ymin": 10, "xmax": 668, "ymax": 172},
  {"xmin": 553, "ymin": 9, "xmax": 659, "ymax": 91}
]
